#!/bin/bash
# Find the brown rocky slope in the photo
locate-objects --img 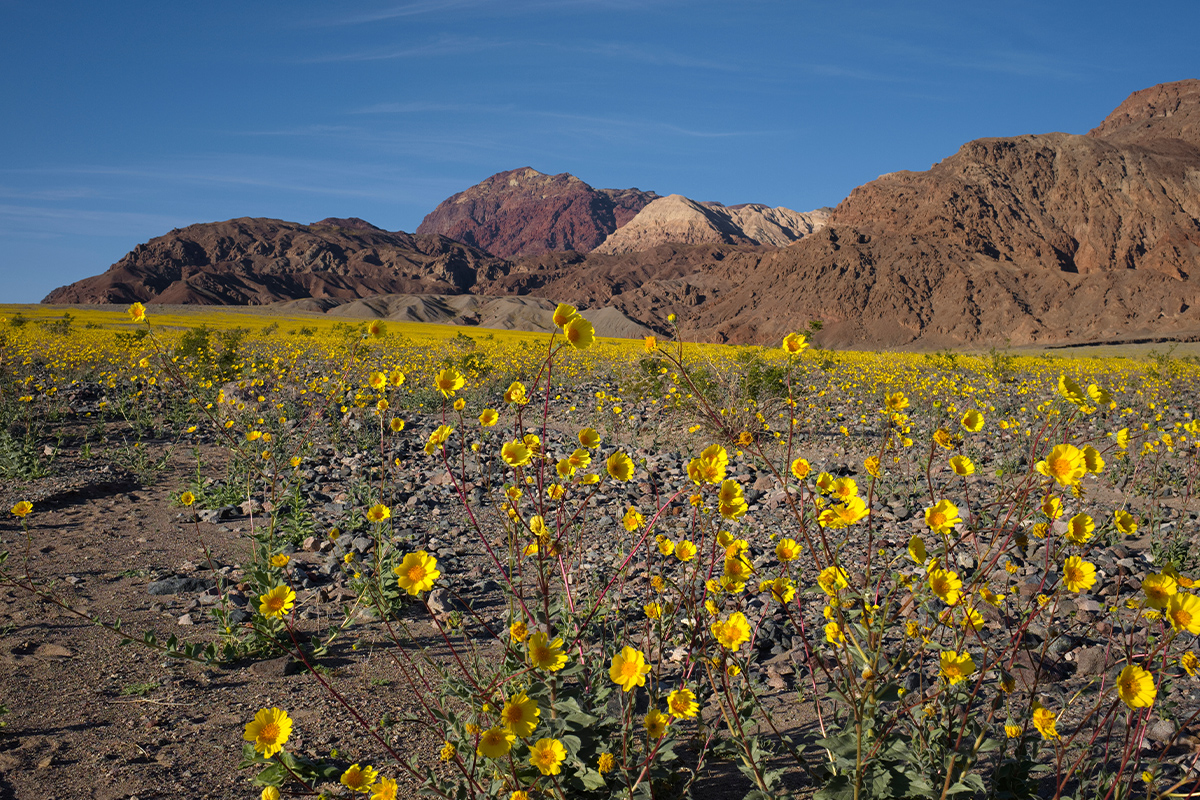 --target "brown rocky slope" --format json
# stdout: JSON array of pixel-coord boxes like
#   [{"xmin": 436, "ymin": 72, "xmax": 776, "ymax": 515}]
[
  {"xmin": 471, "ymin": 80, "xmax": 1200, "ymax": 347},
  {"xmin": 765, "ymin": 78, "xmax": 1200, "ymax": 346},
  {"xmin": 414, "ymin": 167, "xmax": 658, "ymax": 258},
  {"xmin": 43, "ymin": 217, "xmax": 510, "ymax": 305}
]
